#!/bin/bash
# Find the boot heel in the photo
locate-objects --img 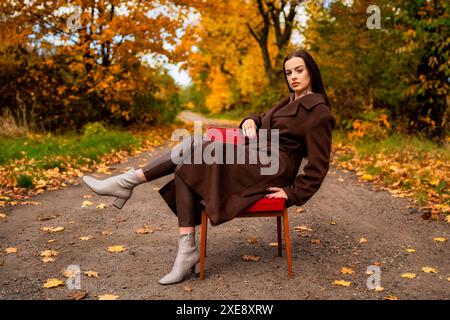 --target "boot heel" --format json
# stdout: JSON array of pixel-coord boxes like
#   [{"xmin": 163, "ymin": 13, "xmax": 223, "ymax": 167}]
[
  {"xmin": 191, "ymin": 263, "xmax": 200, "ymax": 276},
  {"xmin": 113, "ymin": 197, "xmax": 128, "ymax": 209}
]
